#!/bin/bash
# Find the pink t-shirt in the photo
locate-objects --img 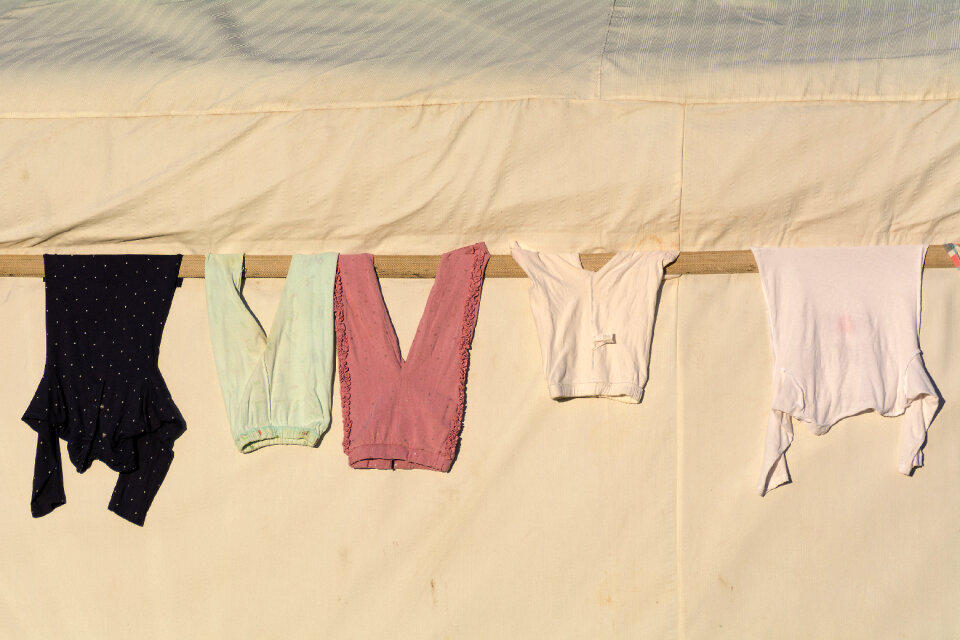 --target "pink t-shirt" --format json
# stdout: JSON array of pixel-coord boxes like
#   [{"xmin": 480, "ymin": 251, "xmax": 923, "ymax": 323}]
[{"xmin": 333, "ymin": 243, "xmax": 490, "ymax": 471}]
